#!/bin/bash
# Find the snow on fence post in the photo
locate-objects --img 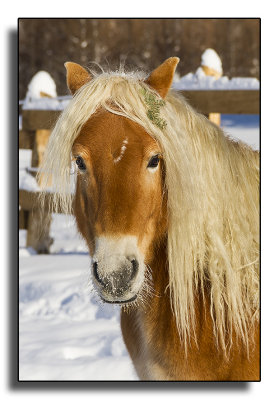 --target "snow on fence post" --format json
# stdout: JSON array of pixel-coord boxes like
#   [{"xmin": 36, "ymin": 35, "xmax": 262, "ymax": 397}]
[{"xmin": 200, "ymin": 49, "xmax": 222, "ymax": 125}]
